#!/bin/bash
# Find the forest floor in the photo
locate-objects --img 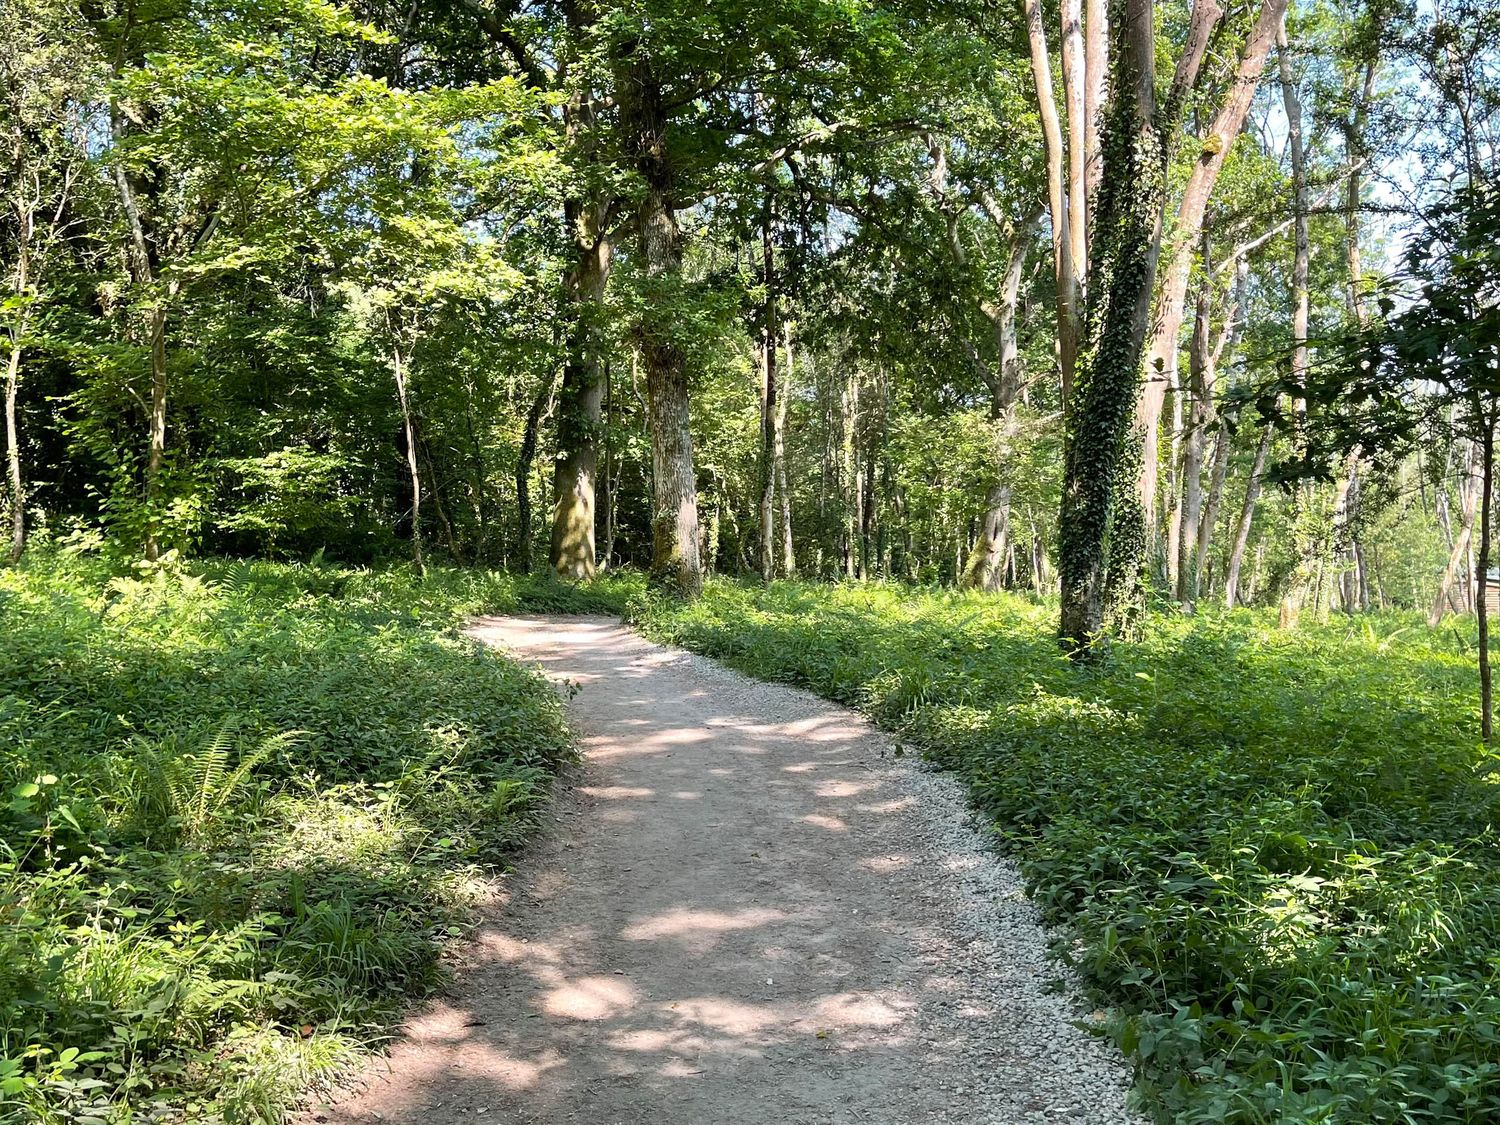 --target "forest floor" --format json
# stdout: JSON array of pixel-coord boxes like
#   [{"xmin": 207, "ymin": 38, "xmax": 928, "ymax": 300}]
[{"xmin": 307, "ymin": 615, "xmax": 1139, "ymax": 1125}]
